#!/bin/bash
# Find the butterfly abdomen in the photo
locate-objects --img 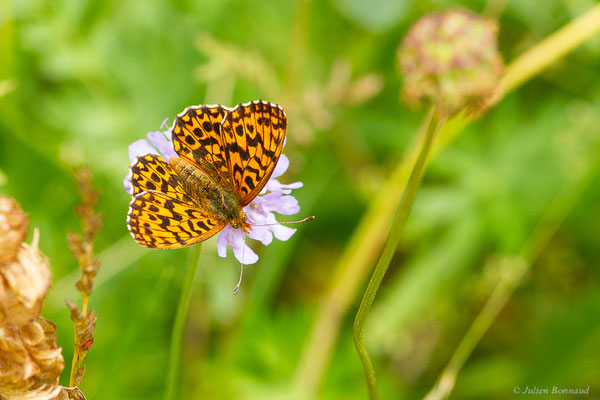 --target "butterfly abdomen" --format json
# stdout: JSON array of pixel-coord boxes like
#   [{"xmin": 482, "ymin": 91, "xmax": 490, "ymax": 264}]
[{"xmin": 169, "ymin": 156, "xmax": 241, "ymax": 224}]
